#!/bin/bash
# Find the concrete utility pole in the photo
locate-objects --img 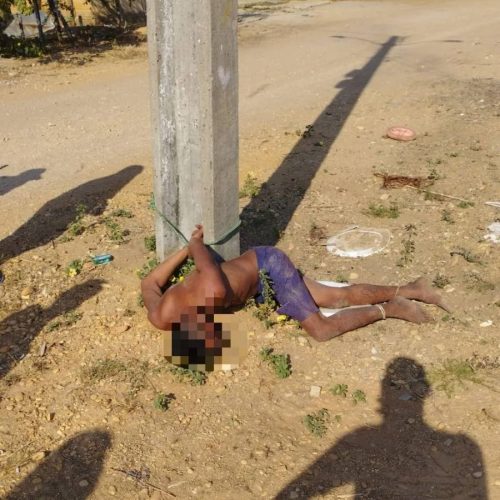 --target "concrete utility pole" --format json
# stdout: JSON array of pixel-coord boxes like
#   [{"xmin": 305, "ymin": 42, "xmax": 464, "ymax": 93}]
[{"xmin": 147, "ymin": 0, "xmax": 240, "ymax": 260}]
